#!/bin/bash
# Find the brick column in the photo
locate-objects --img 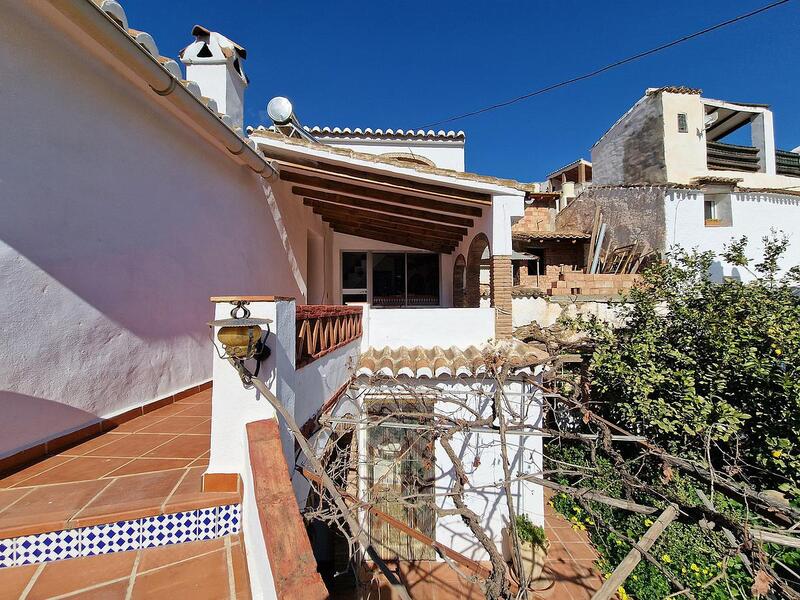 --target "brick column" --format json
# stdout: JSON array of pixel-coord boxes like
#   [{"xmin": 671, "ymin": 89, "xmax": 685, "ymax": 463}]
[{"xmin": 490, "ymin": 254, "xmax": 513, "ymax": 338}]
